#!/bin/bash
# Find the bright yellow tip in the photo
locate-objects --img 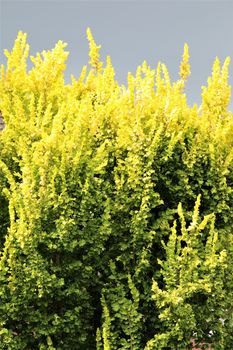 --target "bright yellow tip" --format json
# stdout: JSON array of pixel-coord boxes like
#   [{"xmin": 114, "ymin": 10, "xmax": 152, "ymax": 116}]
[
  {"xmin": 86, "ymin": 27, "xmax": 102, "ymax": 73},
  {"xmin": 179, "ymin": 43, "xmax": 191, "ymax": 81},
  {"xmin": 86, "ymin": 27, "xmax": 92, "ymax": 40}
]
